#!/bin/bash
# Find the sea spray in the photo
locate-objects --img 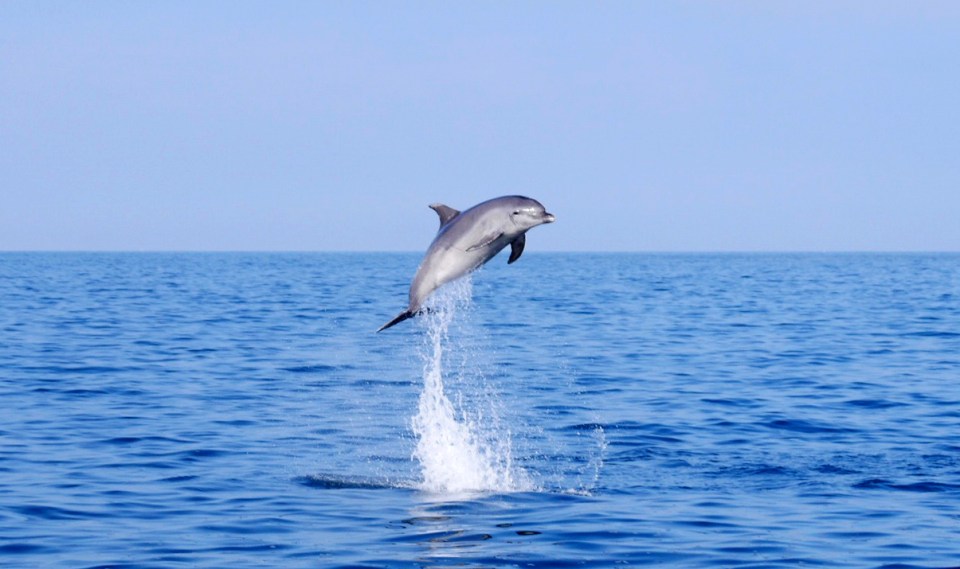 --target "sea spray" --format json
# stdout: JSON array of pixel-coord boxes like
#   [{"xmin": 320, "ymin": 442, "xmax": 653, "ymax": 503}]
[{"xmin": 410, "ymin": 278, "xmax": 533, "ymax": 494}]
